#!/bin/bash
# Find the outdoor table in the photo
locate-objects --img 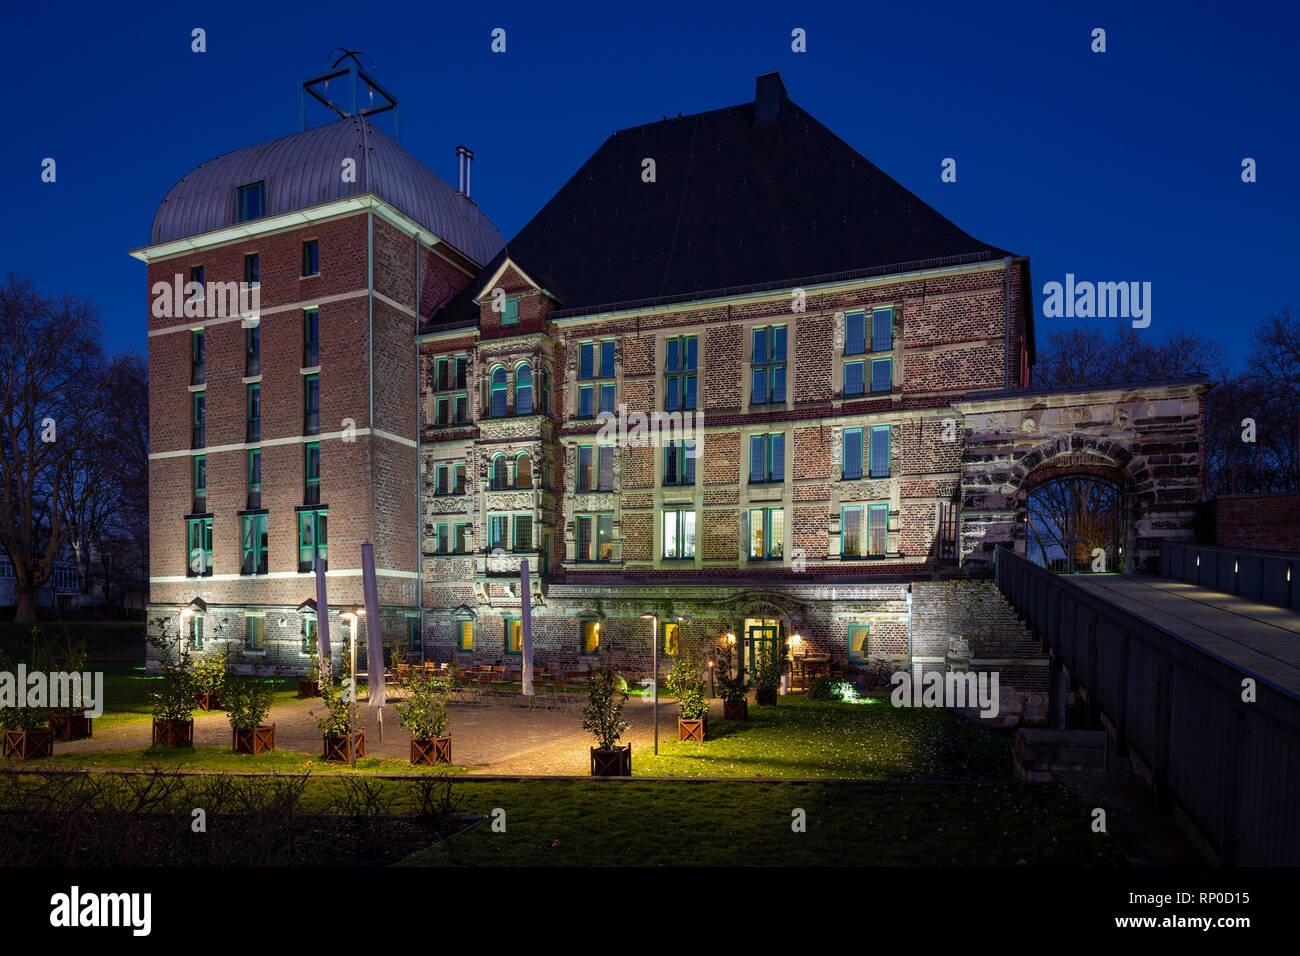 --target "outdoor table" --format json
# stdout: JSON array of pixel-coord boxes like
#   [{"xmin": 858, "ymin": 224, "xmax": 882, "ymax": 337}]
[{"xmin": 801, "ymin": 655, "xmax": 831, "ymax": 683}]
